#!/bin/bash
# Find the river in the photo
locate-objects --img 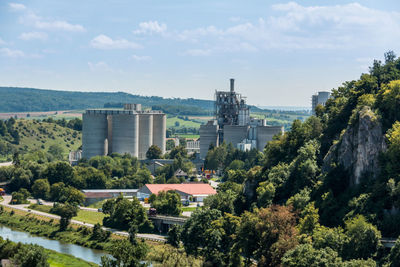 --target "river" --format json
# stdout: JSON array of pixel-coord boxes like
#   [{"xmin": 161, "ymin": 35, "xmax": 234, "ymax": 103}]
[{"xmin": 0, "ymin": 225, "xmax": 108, "ymax": 265}]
